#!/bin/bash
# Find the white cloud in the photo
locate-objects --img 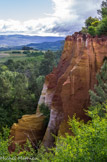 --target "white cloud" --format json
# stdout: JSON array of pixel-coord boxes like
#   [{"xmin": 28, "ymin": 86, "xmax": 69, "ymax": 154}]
[{"xmin": 0, "ymin": 0, "xmax": 102, "ymax": 36}]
